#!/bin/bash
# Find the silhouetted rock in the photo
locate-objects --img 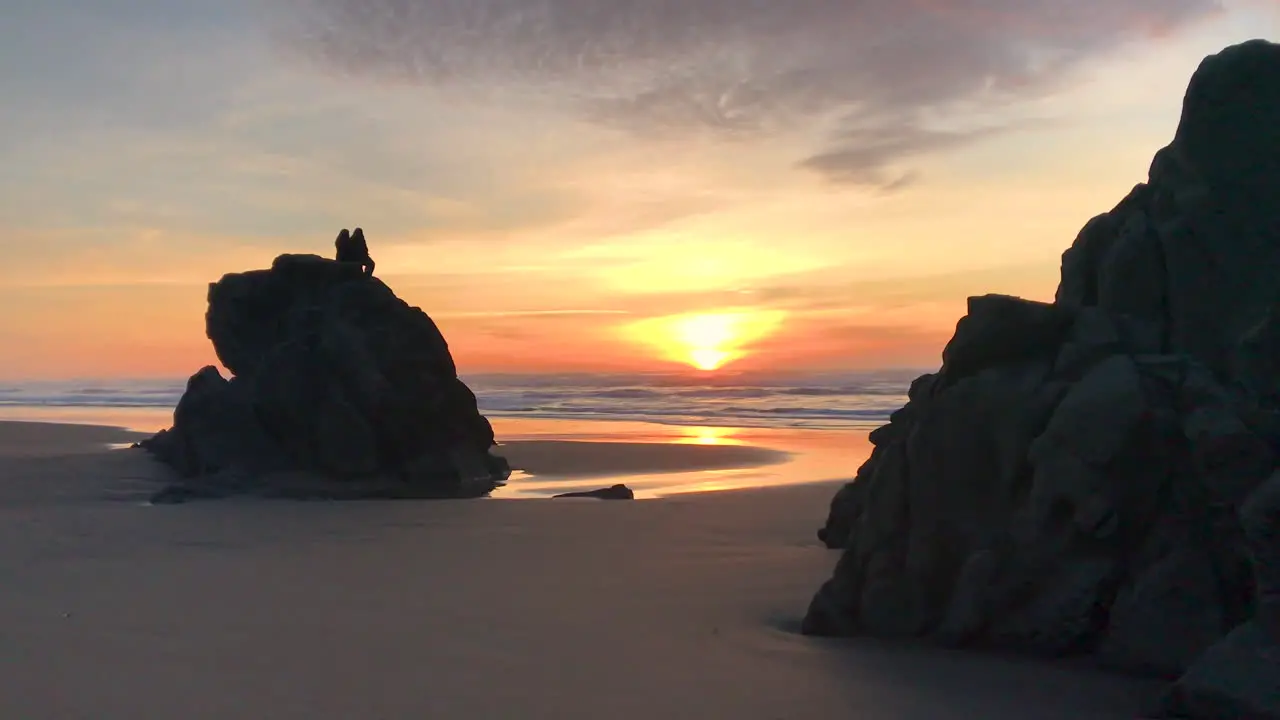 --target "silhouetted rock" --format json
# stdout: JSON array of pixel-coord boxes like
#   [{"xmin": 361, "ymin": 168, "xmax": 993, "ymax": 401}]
[
  {"xmin": 803, "ymin": 39, "xmax": 1280, "ymax": 717},
  {"xmin": 1243, "ymin": 471, "xmax": 1280, "ymax": 643},
  {"xmin": 817, "ymin": 480, "xmax": 864, "ymax": 548},
  {"xmin": 1158, "ymin": 621, "xmax": 1280, "ymax": 720},
  {"xmin": 1157, "ymin": 468, "xmax": 1280, "ymax": 712},
  {"xmin": 140, "ymin": 253, "xmax": 509, "ymax": 501},
  {"xmin": 553, "ymin": 484, "xmax": 635, "ymax": 500}
]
